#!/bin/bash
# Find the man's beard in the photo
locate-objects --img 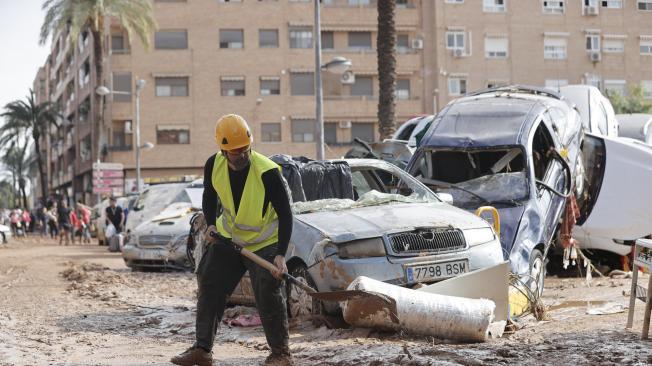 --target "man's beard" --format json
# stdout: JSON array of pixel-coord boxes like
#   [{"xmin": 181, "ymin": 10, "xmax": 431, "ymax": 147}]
[{"xmin": 228, "ymin": 155, "xmax": 250, "ymax": 171}]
